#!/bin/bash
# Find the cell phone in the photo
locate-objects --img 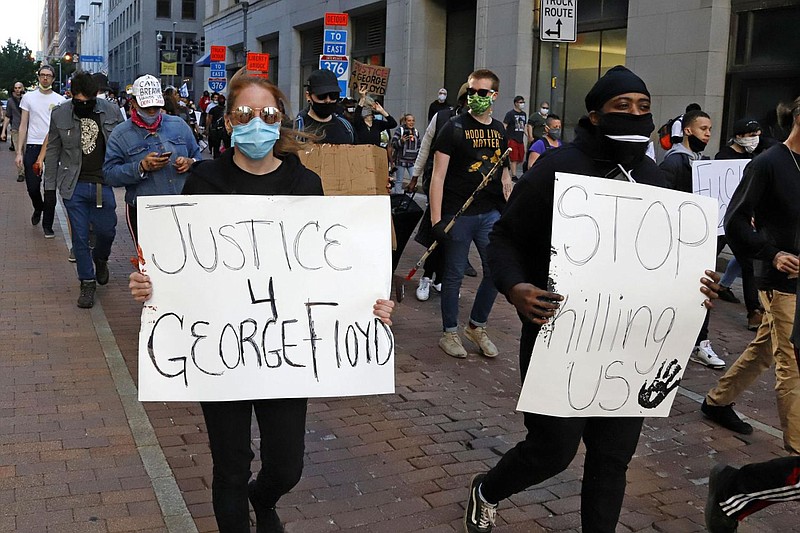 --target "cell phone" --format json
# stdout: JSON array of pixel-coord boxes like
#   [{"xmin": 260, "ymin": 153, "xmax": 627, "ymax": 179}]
[{"xmin": 160, "ymin": 151, "xmax": 173, "ymax": 158}]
